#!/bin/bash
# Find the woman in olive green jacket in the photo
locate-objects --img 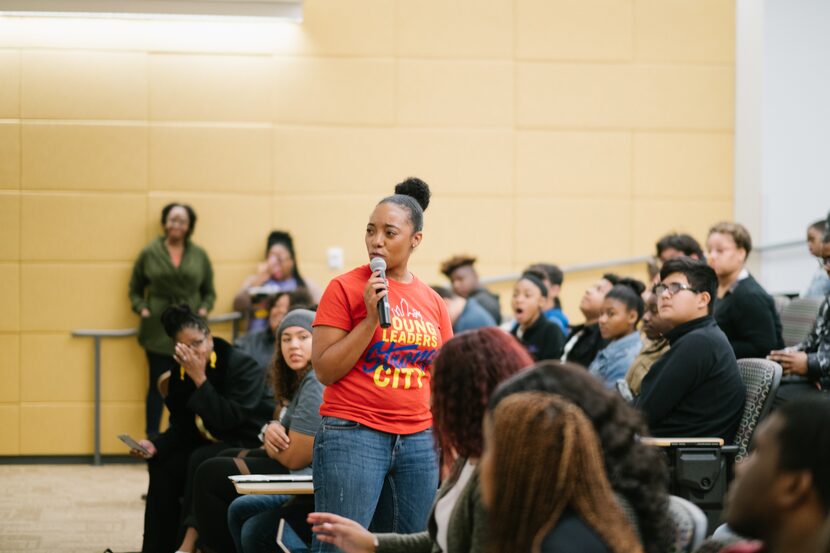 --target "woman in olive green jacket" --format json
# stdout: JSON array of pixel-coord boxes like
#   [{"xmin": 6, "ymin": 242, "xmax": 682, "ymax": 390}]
[
  {"xmin": 308, "ymin": 328, "xmax": 534, "ymax": 553},
  {"xmin": 129, "ymin": 203, "xmax": 216, "ymax": 438}
]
